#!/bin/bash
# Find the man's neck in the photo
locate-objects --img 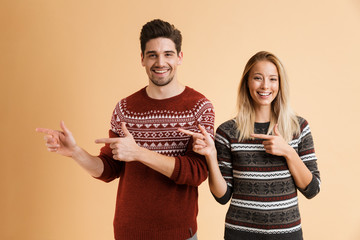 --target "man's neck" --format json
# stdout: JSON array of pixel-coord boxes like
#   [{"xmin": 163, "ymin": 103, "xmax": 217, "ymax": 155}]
[{"xmin": 146, "ymin": 81, "xmax": 185, "ymax": 100}]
